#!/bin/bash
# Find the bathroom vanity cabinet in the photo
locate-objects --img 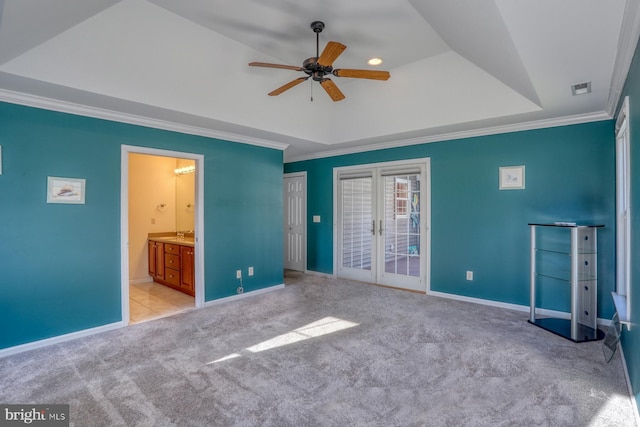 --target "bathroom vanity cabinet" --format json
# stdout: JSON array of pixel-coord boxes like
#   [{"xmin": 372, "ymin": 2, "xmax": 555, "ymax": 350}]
[{"xmin": 148, "ymin": 238, "xmax": 195, "ymax": 296}]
